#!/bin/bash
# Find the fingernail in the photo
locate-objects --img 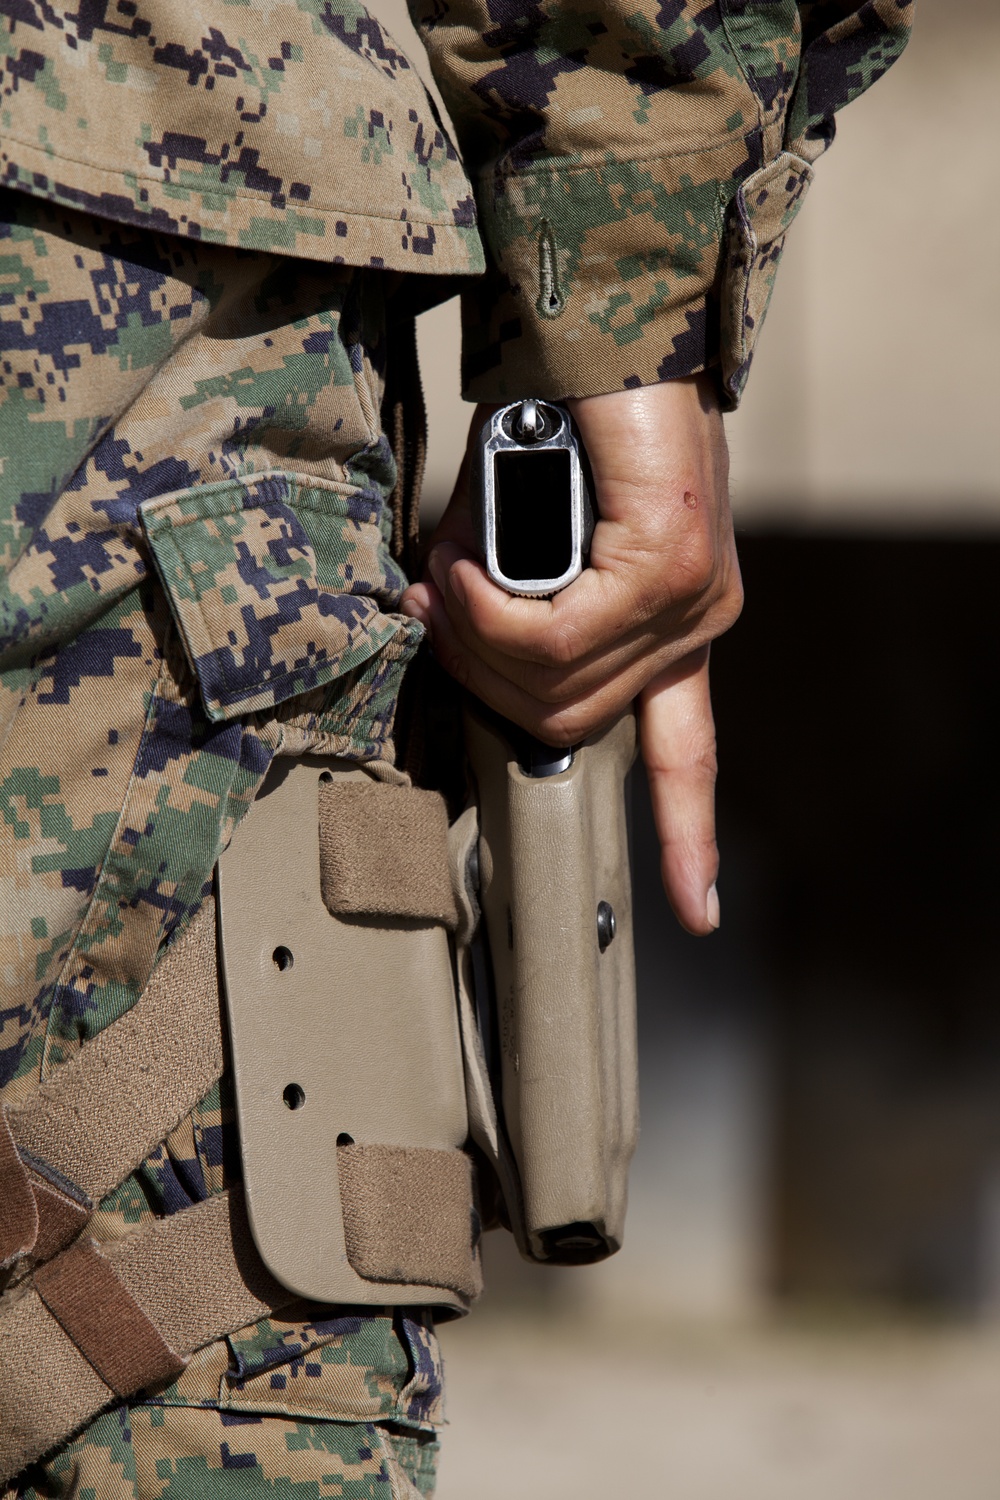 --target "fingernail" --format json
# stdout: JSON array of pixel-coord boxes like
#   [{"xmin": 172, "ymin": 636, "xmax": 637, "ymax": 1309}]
[
  {"xmin": 706, "ymin": 883, "xmax": 720, "ymax": 930},
  {"xmin": 400, "ymin": 595, "xmax": 428, "ymax": 626},
  {"xmin": 429, "ymin": 548, "xmax": 465, "ymax": 607},
  {"xmin": 428, "ymin": 548, "xmax": 446, "ymax": 596}
]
